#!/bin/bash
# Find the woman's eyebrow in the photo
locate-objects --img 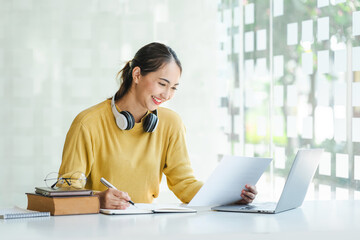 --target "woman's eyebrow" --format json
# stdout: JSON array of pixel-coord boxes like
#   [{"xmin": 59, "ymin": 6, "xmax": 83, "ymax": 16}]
[{"xmin": 159, "ymin": 78, "xmax": 179, "ymax": 86}]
